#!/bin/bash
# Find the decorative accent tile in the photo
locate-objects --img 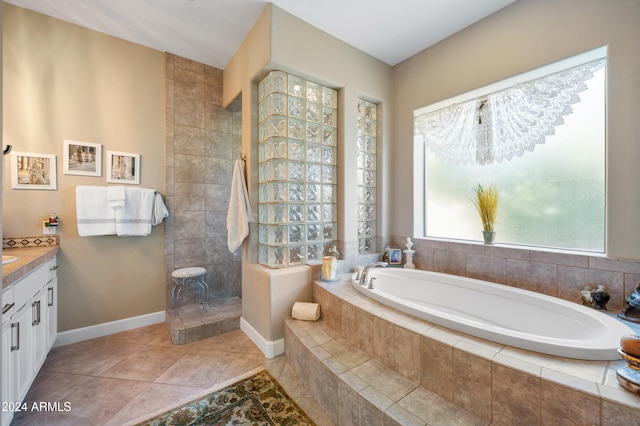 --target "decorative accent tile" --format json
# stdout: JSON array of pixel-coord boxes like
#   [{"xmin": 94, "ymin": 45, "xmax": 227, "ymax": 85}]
[{"xmin": 3, "ymin": 236, "xmax": 59, "ymax": 249}]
